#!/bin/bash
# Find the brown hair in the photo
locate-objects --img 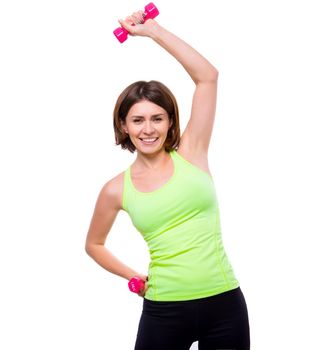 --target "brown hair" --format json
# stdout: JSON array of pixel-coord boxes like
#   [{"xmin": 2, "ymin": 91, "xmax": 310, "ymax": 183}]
[{"xmin": 113, "ymin": 80, "xmax": 180, "ymax": 153}]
